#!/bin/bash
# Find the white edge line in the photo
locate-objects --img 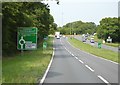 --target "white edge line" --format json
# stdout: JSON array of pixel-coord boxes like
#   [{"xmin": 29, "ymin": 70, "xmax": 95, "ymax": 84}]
[
  {"xmin": 78, "ymin": 59, "xmax": 84, "ymax": 64},
  {"xmin": 40, "ymin": 43, "xmax": 55, "ymax": 84},
  {"xmin": 85, "ymin": 65, "xmax": 94, "ymax": 72},
  {"xmin": 98, "ymin": 75, "xmax": 110, "ymax": 84},
  {"xmin": 67, "ymin": 41, "xmax": 118, "ymax": 65}
]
